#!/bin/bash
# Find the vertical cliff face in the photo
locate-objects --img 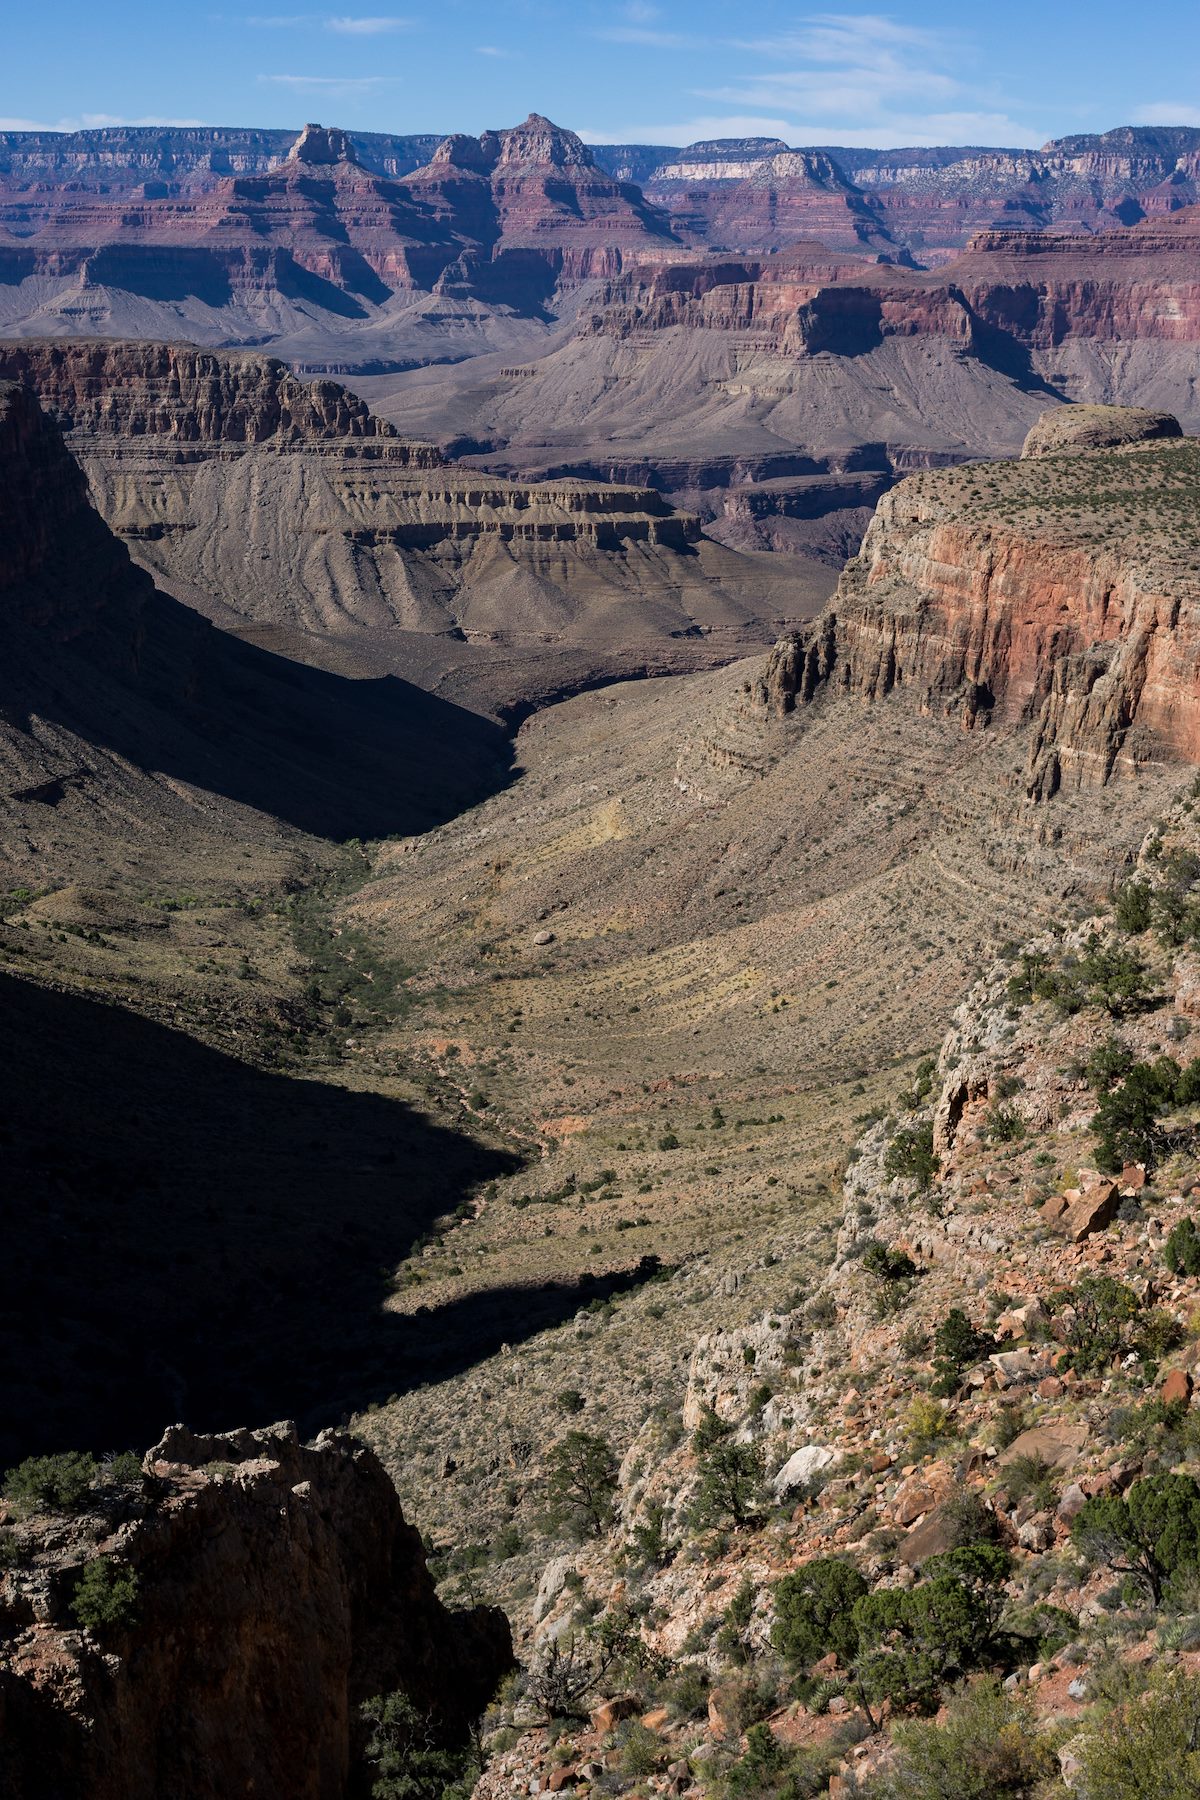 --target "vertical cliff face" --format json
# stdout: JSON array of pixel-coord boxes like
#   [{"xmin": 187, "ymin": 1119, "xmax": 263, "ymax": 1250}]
[
  {"xmin": 756, "ymin": 409, "xmax": 1200, "ymax": 796},
  {"xmin": 0, "ymin": 339, "xmax": 441, "ymax": 457},
  {"xmin": 0, "ymin": 1423, "xmax": 512, "ymax": 1800}
]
